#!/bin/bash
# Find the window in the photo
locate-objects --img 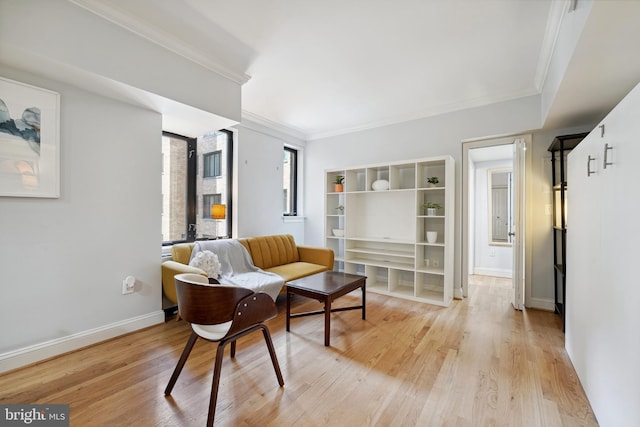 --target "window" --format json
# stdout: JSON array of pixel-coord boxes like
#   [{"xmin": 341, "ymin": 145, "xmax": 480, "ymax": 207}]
[
  {"xmin": 283, "ymin": 146, "xmax": 298, "ymax": 216},
  {"xmin": 162, "ymin": 130, "xmax": 233, "ymax": 244},
  {"xmin": 203, "ymin": 150, "xmax": 222, "ymax": 178}
]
